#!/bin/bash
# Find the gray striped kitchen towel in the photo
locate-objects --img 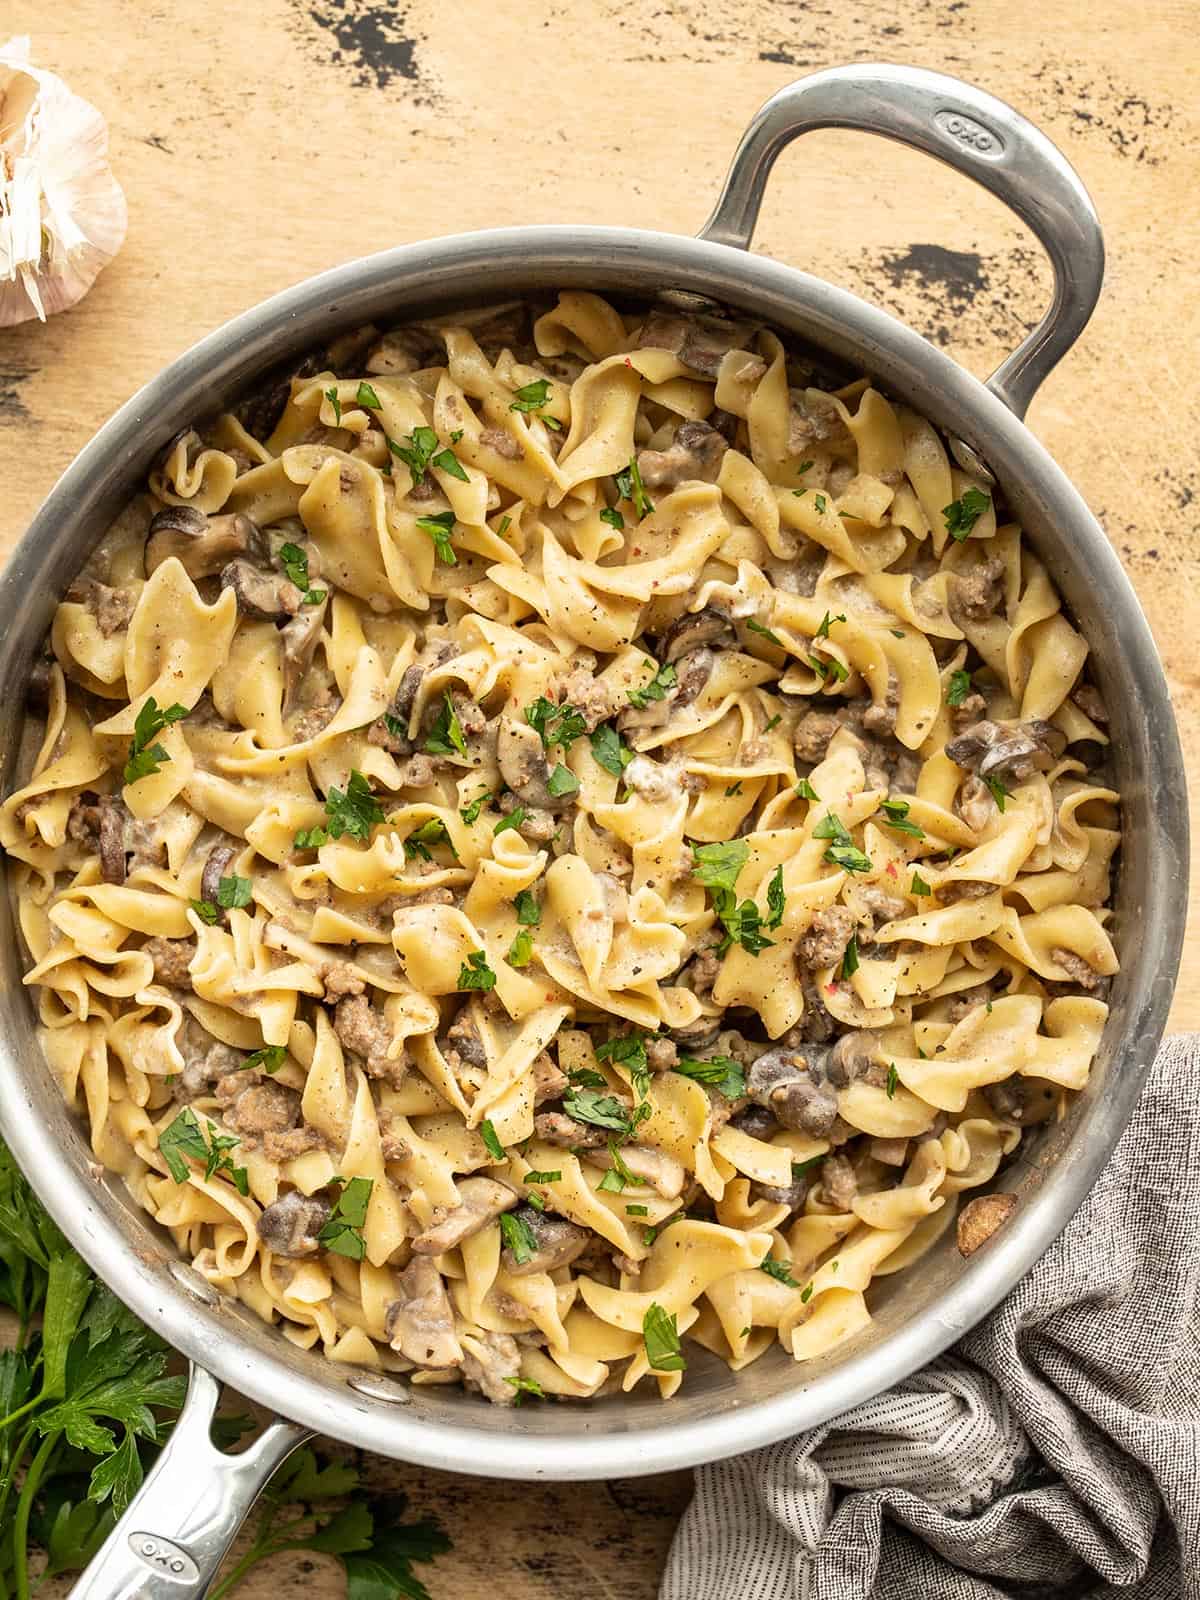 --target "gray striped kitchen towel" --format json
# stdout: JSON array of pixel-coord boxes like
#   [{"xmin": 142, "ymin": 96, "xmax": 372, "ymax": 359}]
[{"xmin": 663, "ymin": 1035, "xmax": 1200, "ymax": 1600}]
